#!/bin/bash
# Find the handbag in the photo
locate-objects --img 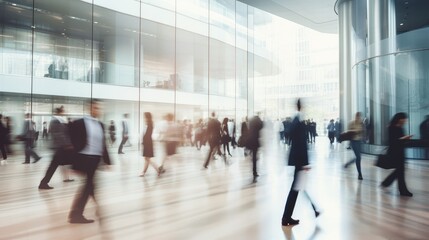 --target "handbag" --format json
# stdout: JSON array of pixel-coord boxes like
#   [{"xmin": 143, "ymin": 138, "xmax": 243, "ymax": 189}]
[
  {"xmin": 338, "ymin": 131, "xmax": 354, "ymax": 143},
  {"xmin": 374, "ymin": 153, "xmax": 396, "ymax": 169}
]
